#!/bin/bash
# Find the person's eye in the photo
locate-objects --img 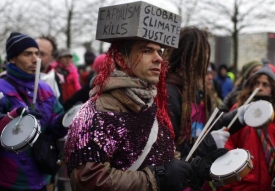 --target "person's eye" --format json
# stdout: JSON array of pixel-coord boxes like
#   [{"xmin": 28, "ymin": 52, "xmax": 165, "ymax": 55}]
[{"xmin": 143, "ymin": 49, "xmax": 151, "ymax": 54}]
